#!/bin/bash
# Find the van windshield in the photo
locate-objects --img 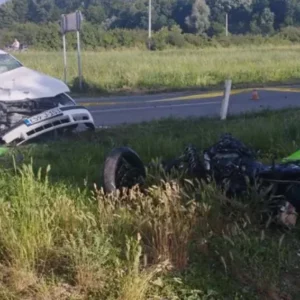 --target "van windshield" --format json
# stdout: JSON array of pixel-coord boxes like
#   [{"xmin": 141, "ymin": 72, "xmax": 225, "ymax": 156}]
[{"xmin": 0, "ymin": 54, "xmax": 22, "ymax": 74}]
